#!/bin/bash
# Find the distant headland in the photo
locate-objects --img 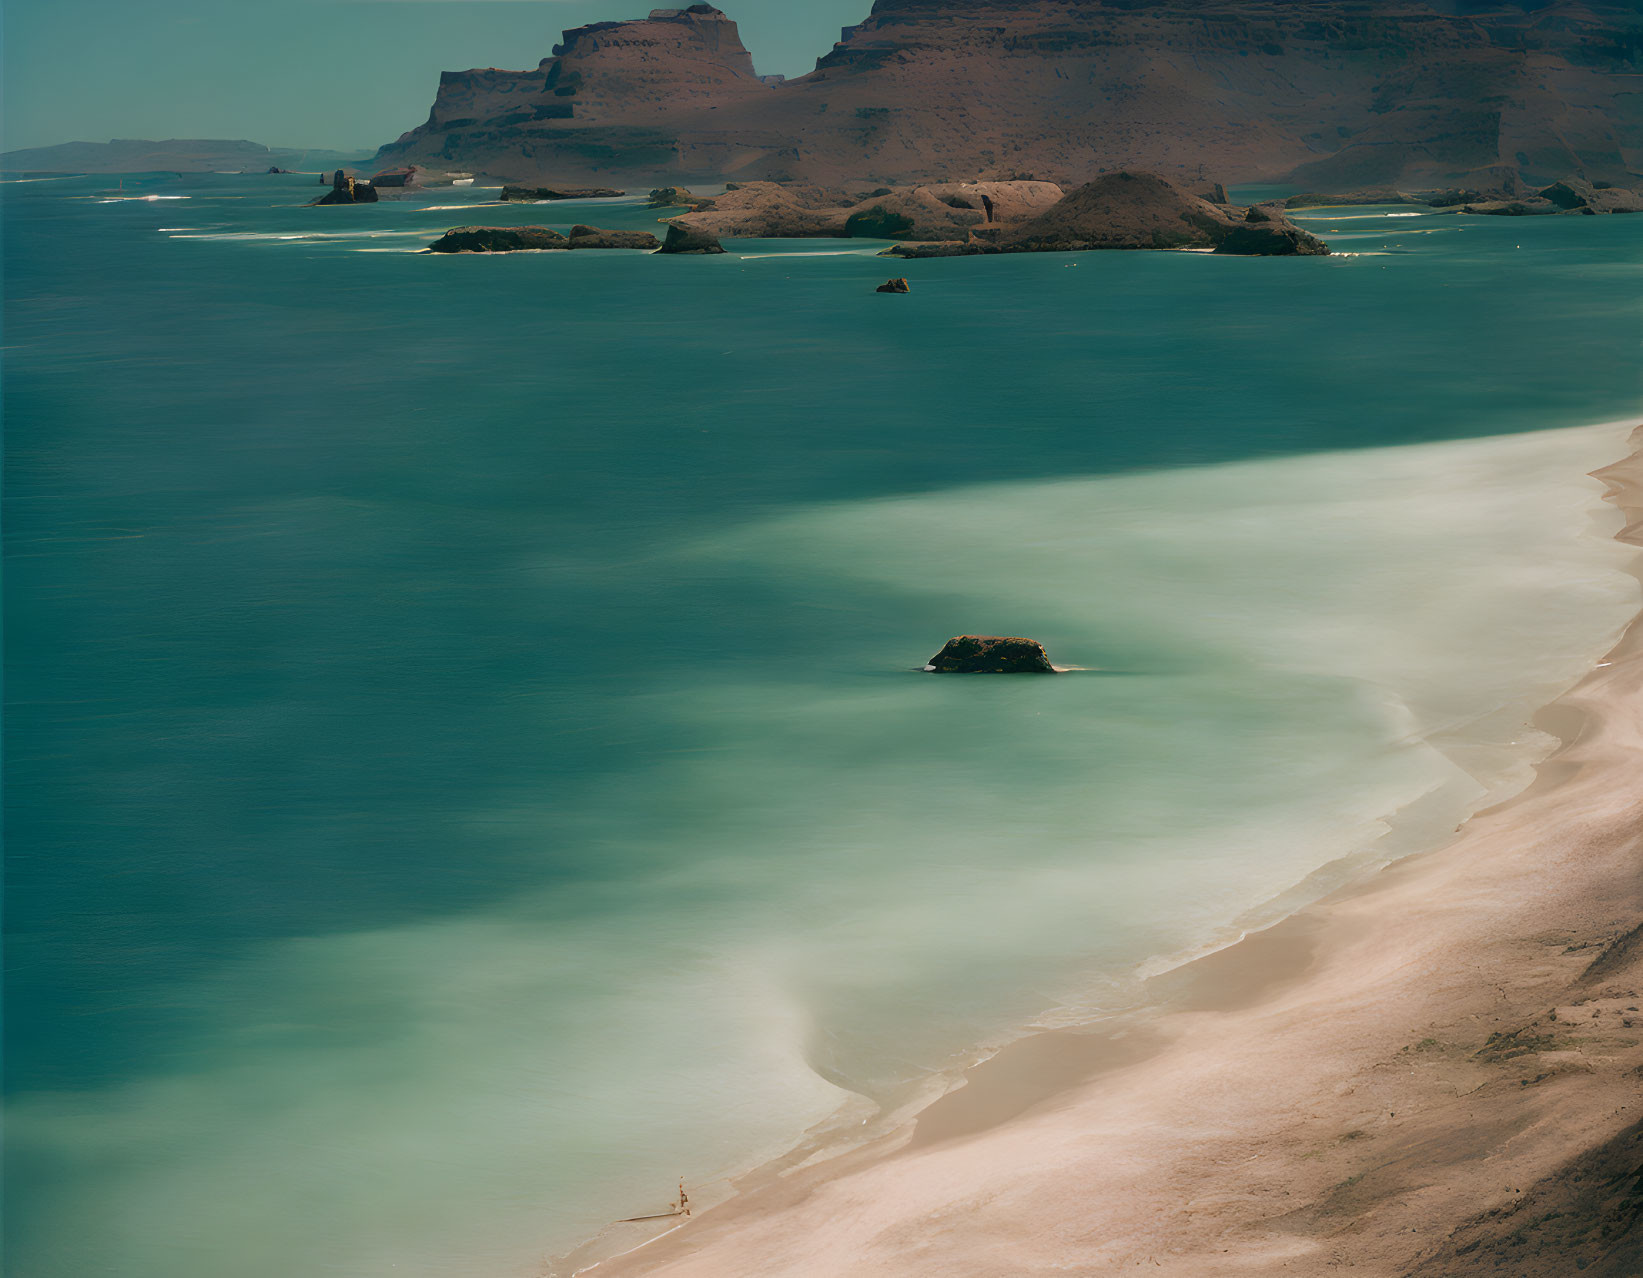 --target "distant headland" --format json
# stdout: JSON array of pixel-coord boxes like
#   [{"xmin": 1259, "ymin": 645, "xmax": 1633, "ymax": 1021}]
[{"xmin": 0, "ymin": 138, "xmax": 370, "ymax": 175}]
